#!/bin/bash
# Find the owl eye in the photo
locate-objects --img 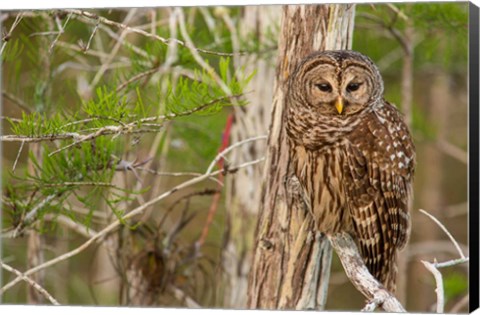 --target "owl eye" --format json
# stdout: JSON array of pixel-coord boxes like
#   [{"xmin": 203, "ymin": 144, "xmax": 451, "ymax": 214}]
[
  {"xmin": 315, "ymin": 83, "xmax": 332, "ymax": 92},
  {"xmin": 346, "ymin": 82, "xmax": 362, "ymax": 92}
]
